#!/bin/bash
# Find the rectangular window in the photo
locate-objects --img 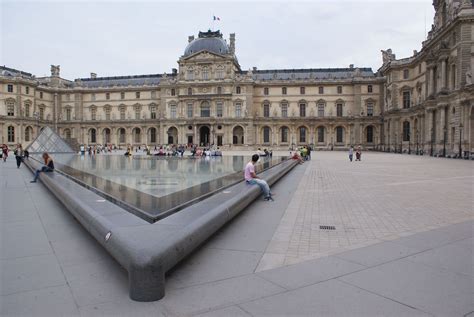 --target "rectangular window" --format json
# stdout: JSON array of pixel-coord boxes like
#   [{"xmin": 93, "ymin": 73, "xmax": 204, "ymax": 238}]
[
  {"xmin": 171, "ymin": 88, "xmax": 175, "ymax": 96},
  {"xmin": 217, "ymin": 86, "xmax": 222, "ymax": 94},
  {"xmin": 7, "ymin": 84, "xmax": 13, "ymax": 93},
  {"xmin": 26, "ymin": 86, "xmax": 29, "ymax": 94},
  {"xmin": 170, "ymin": 105, "xmax": 177, "ymax": 118},
  {"xmin": 318, "ymin": 104, "xmax": 324, "ymax": 117},
  {"xmin": 281, "ymin": 128, "xmax": 288, "ymax": 143},
  {"xmin": 66, "ymin": 108, "xmax": 71, "ymax": 121},
  {"xmin": 236, "ymin": 86, "xmax": 241, "ymax": 94},
  {"xmin": 282, "ymin": 87, "xmax": 287, "ymax": 95},
  {"xmin": 403, "ymin": 121, "xmax": 410, "ymax": 141},
  {"xmin": 151, "ymin": 107, "xmax": 156, "ymax": 119},
  {"xmin": 105, "ymin": 109, "xmax": 111, "ymax": 120},
  {"xmin": 216, "ymin": 102, "xmax": 223, "ymax": 117},
  {"xmin": 187, "ymin": 70, "xmax": 194, "ymax": 80},
  {"xmin": 120, "ymin": 92, "xmax": 125, "ymax": 99},
  {"xmin": 235, "ymin": 102, "xmax": 242, "ymax": 117},
  {"xmin": 336, "ymin": 103, "xmax": 343, "ymax": 117},
  {"xmin": 264, "ymin": 87, "xmax": 269, "ymax": 95},
  {"xmin": 319, "ymin": 86, "xmax": 324, "ymax": 94},
  {"xmin": 403, "ymin": 91, "xmax": 411, "ymax": 109},
  {"xmin": 39, "ymin": 108, "xmax": 44, "ymax": 120},
  {"xmin": 7, "ymin": 102, "xmax": 14, "ymax": 116},
  {"xmin": 40, "ymin": 91, "xmax": 43, "ymax": 99},
  {"xmin": 263, "ymin": 128, "xmax": 270, "ymax": 143},
  {"xmin": 187, "ymin": 103, "xmax": 193, "ymax": 118},
  {"xmin": 263, "ymin": 103, "xmax": 270, "ymax": 118},
  {"xmin": 120, "ymin": 109, "xmax": 126, "ymax": 120},
  {"xmin": 91, "ymin": 109, "xmax": 96, "ymax": 120},
  {"xmin": 300, "ymin": 87, "xmax": 305, "ymax": 95},
  {"xmin": 281, "ymin": 103, "xmax": 288, "ymax": 118},
  {"xmin": 337, "ymin": 86, "xmax": 342, "ymax": 94},
  {"xmin": 136, "ymin": 92, "xmax": 140, "ymax": 99},
  {"xmin": 318, "ymin": 127, "xmax": 324, "ymax": 143},
  {"xmin": 299, "ymin": 127, "xmax": 306, "ymax": 143},
  {"xmin": 91, "ymin": 93, "xmax": 96, "ymax": 101},
  {"xmin": 368, "ymin": 85, "xmax": 373, "ymax": 93},
  {"xmin": 367, "ymin": 103, "xmax": 374, "ymax": 117},
  {"xmin": 336, "ymin": 127, "xmax": 343, "ymax": 143},
  {"xmin": 188, "ymin": 87, "xmax": 193, "ymax": 95},
  {"xmin": 25, "ymin": 104, "xmax": 30, "ymax": 117},
  {"xmin": 202, "ymin": 69, "xmax": 209, "ymax": 80},
  {"xmin": 106, "ymin": 92, "xmax": 110, "ymax": 100},
  {"xmin": 216, "ymin": 70, "xmax": 223, "ymax": 79},
  {"xmin": 403, "ymin": 69, "xmax": 409, "ymax": 79},
  {"xmin": 299, "ymin": 103, "xmax": 306, "ymax": 117}
]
